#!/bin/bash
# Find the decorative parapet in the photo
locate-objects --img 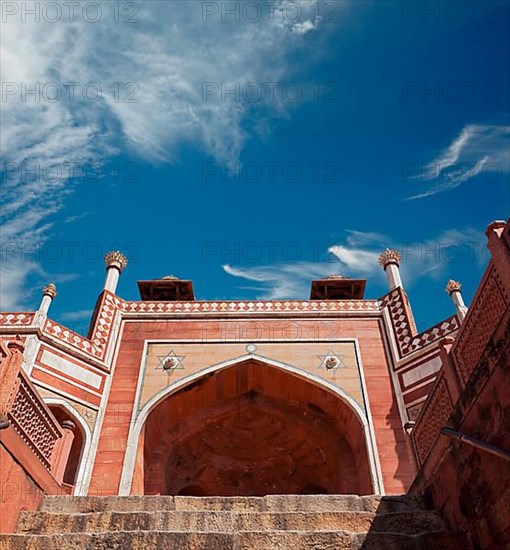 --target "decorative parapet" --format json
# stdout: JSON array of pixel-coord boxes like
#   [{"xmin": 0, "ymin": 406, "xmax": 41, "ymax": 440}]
[
  {"xmin": 380, "ymin": 287, "xmax": 459, "ymax": 359},
  {"xmin": 2, "ymin": 293, "xmax": 383, "ymax": 373},
  {"xmin": 0, "ymin": 312, "xmax": 35, "ymax": 326},
  {"xmin": 44, "ymin": 319, "xmax": 103, "ymax": 358},
  {"xmin": 0, "ymin": 284, "xmax": 458, "ymax": 376},
  {"xmin": 3, "ymin": 292, "xmax": 383, "ymax": 373},
  {"xmin": 407, "ymin": 316, "xmax": 459, "ymax": 355},
  {"xmin": 453, "ymin": 265, "xmax": 508, "ymax": 385},
  {"xmin": 117, "ymin": 297, "xmax": 381, "ymax": 315}
]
